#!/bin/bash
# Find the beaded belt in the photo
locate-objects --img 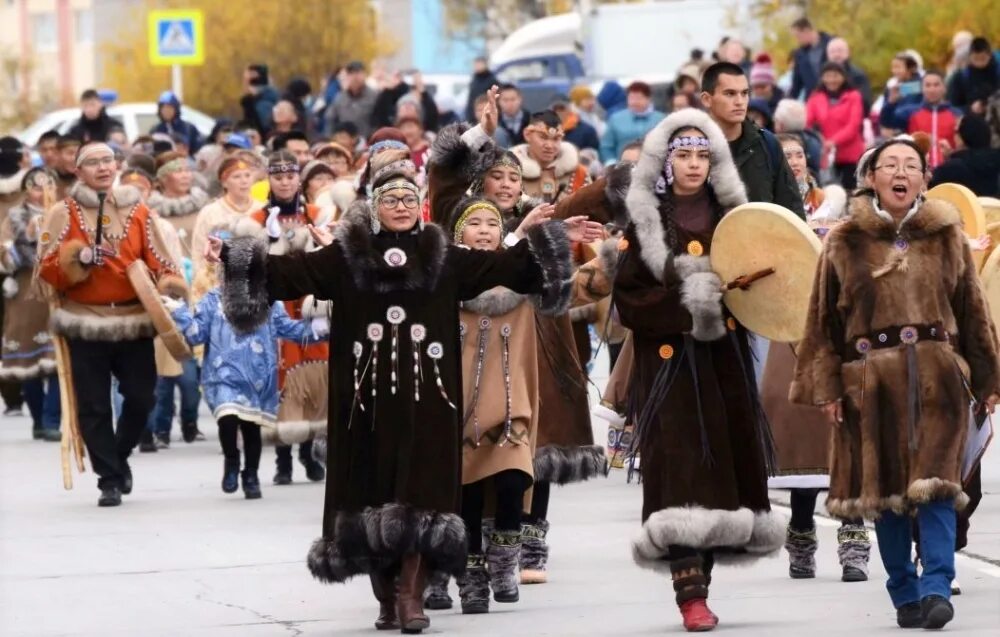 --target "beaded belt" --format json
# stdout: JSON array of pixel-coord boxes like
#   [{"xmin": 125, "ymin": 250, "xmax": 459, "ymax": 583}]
[{"xmin": 845, "ymin": 323, "xmax": 952, "ymax": 362}]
